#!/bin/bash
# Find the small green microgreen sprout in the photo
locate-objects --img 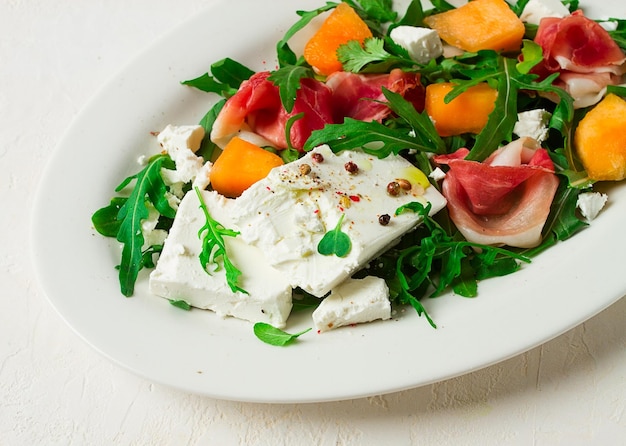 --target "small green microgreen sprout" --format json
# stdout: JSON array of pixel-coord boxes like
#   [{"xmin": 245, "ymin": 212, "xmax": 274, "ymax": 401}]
[
  {"xmin": 253, "ymin": 322, "xmax": 312, "ymax": 346},
  {"xmin": 317, "ymin": 213, "xmax": 352, "ymax": 257}
]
